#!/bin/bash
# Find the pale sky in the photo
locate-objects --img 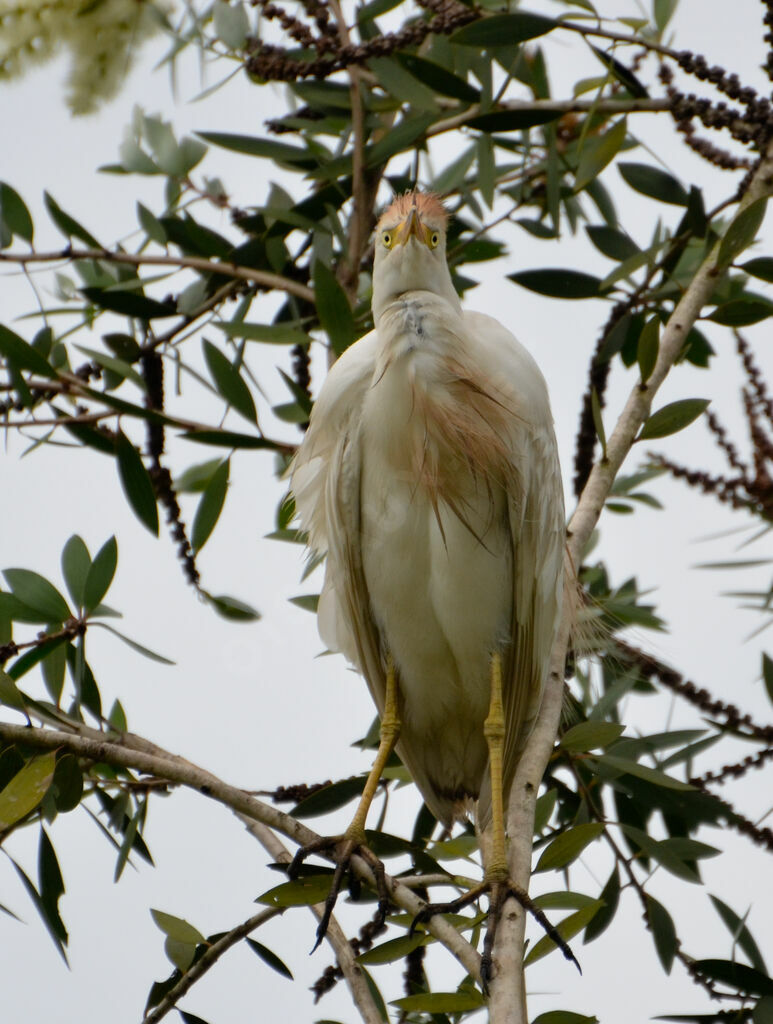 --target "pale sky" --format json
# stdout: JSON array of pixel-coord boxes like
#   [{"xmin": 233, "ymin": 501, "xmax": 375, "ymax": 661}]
[{"xmin": 1, "ymin": 2, "xmax": 772, "ymax": 1022}]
